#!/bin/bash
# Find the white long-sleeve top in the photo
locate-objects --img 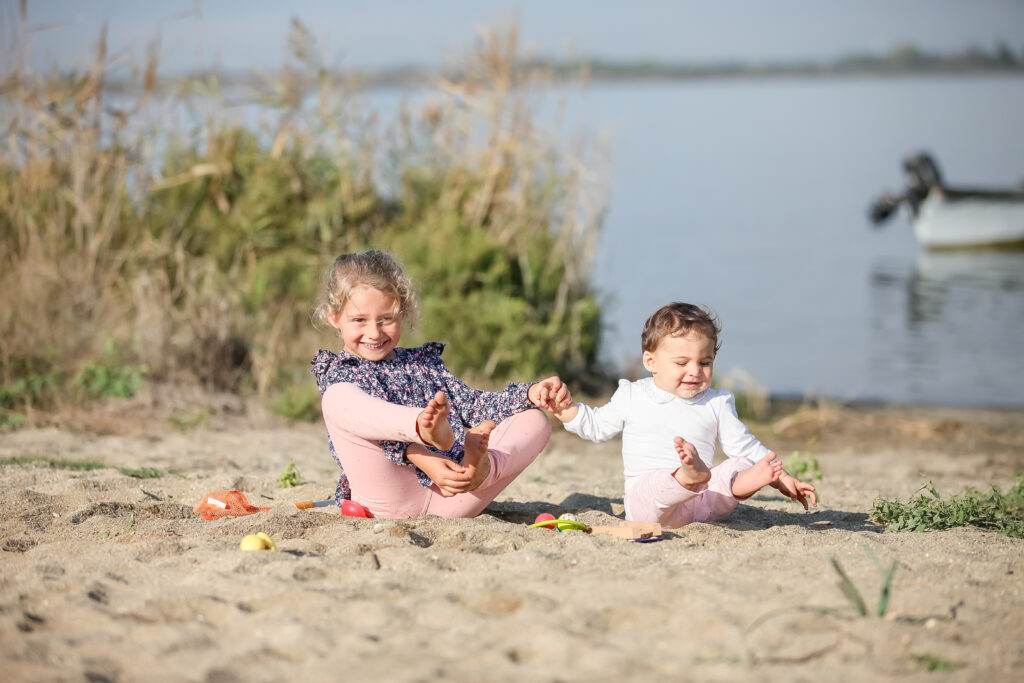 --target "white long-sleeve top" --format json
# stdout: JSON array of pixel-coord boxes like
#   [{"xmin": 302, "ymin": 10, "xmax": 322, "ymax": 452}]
[{"xmin": 563, "ymin": 378, "xmax": 771, "ymax": 476}]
